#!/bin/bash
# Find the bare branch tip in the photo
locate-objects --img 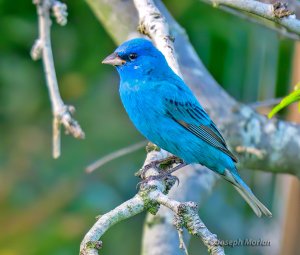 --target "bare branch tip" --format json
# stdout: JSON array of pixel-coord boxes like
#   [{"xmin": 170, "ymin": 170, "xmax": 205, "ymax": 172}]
[
  {"xmin": 177, "ymin": 228, "xmax": 189, "ymax": 255},
  {"xmin": 52, "ymin": 0, "xmax": 68, "ymax": 26},
  {"xmin": 58, "ymin": 108, "xmax": 85, "ymax": 139}
]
